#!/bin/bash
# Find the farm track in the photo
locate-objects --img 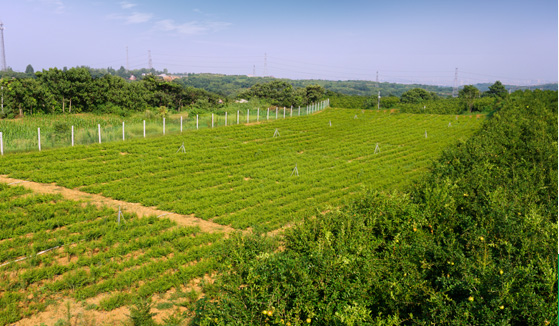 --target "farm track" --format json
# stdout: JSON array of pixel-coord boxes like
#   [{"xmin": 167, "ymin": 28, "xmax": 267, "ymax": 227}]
[{"xmin": 0, "ymin": 175, "xmax": 234, "ymax": 234}]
